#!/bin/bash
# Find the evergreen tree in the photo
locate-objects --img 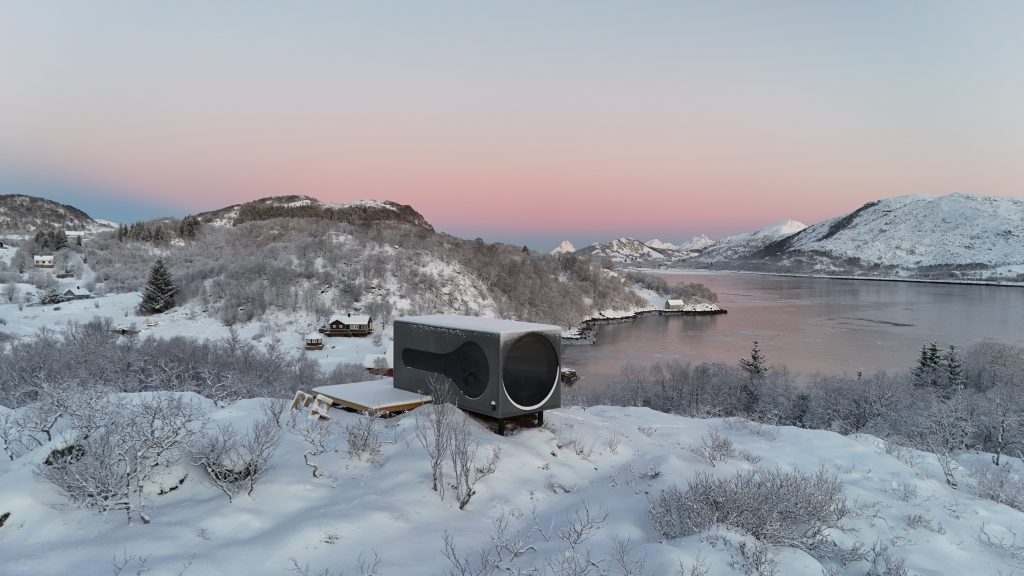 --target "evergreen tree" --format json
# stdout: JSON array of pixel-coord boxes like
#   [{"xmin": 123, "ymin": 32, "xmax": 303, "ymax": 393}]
[
  {"xmin": 739, "ymin": 340, "xmax": 769, "ymax": 380},
  {"xmin": 912, "ymin": 341, "xmax": 942, "ymax": 388},
  {"xmin": 944, "ymin": 344, "xmax": 965, "ymax": 395},
  {"xmin": 139, "ymin": 258, "xmax": 177, "ymax": 314},
  {"xmin": 53, "ymin": 230, "xmax": 69, "ymax": 251},
  {"xmin": 739, "ymin": 340, "xmax": 769, "ymax": 414}
]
